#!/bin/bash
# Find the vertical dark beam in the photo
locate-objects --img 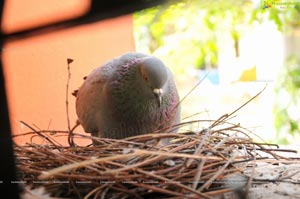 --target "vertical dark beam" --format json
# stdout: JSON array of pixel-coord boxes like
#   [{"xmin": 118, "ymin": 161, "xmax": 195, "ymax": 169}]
[{"xmin": 0, "ymin": 1, "xmax": 20, "ymax": 198}]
